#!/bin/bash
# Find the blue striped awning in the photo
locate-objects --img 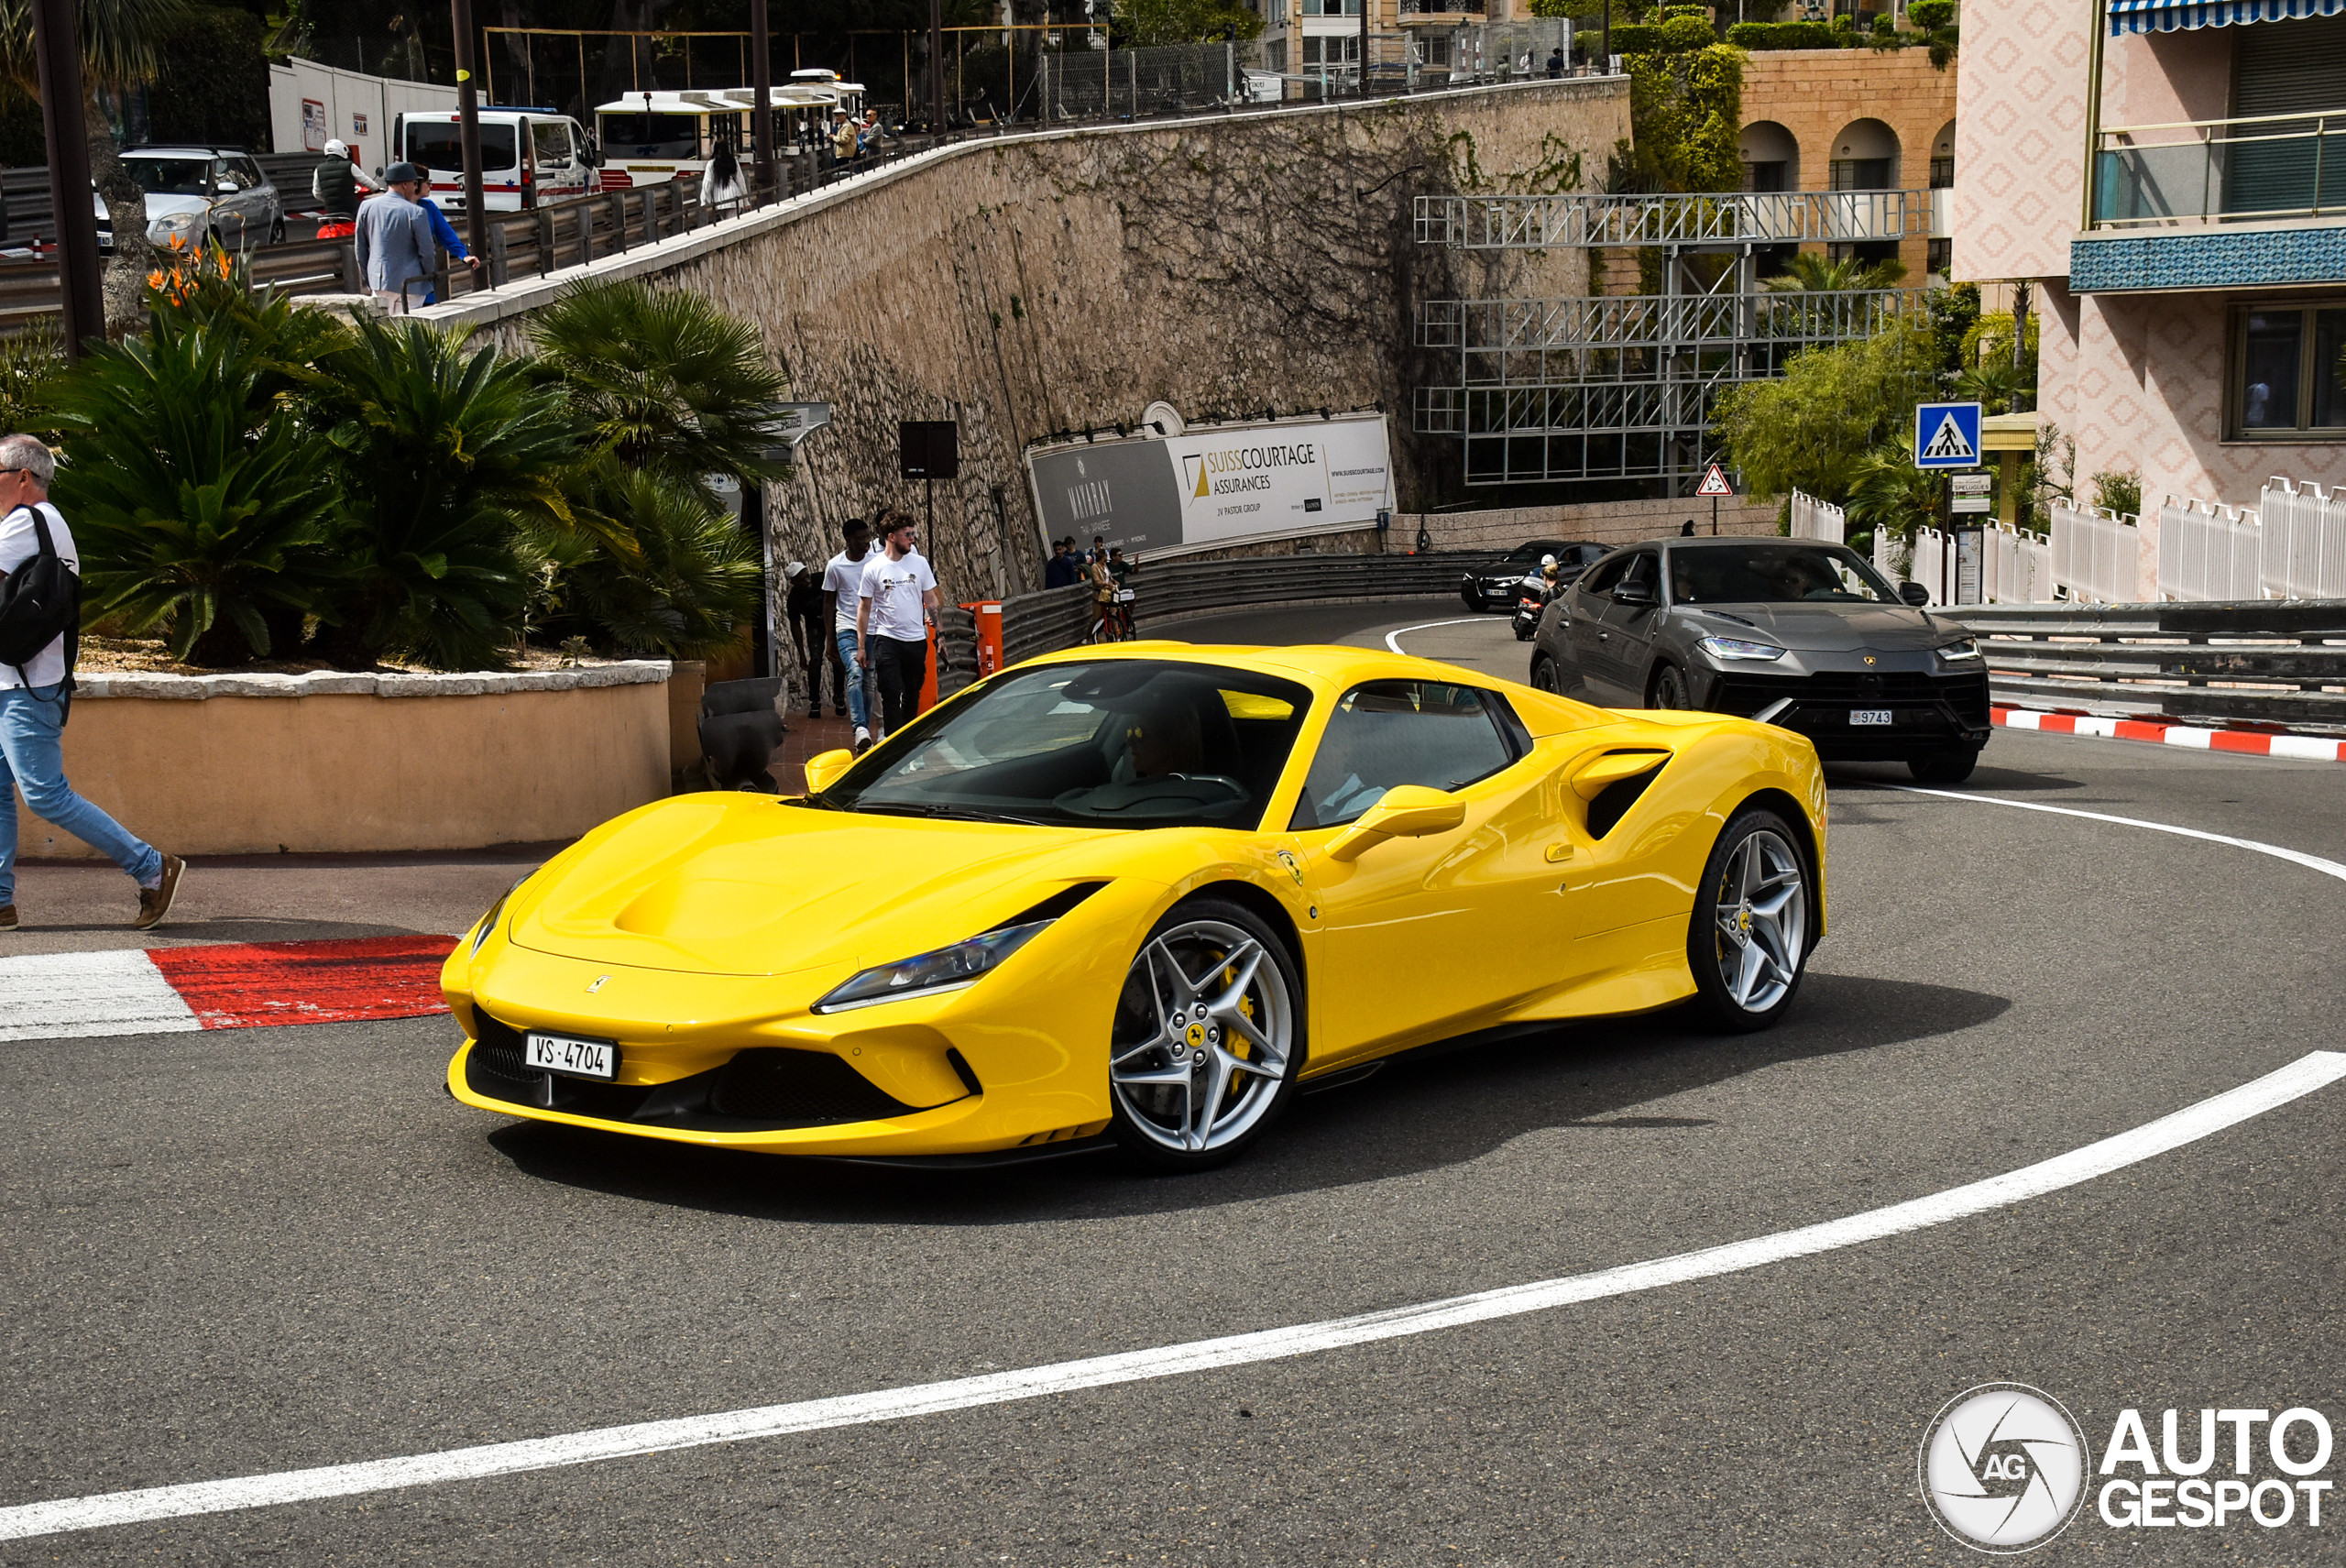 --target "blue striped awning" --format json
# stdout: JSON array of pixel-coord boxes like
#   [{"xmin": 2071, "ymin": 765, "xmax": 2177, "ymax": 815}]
[{"xmin": 2110, "ymin": 0, "xmax": 2343, "ymax": 34}]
